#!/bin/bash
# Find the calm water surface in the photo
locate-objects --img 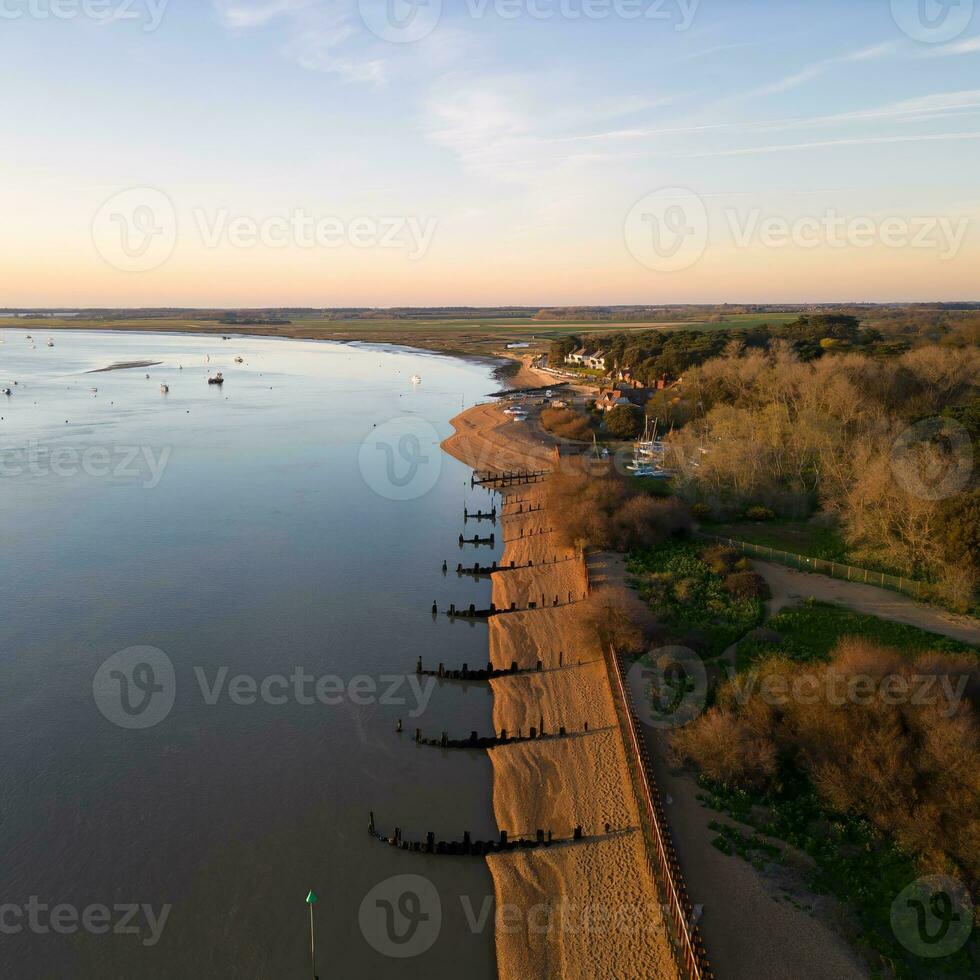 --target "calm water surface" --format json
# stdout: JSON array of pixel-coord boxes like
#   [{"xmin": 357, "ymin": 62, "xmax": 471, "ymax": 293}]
[{"xmin": 0, "ymin": 331, "xmax": 502, "ymax": 979}]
